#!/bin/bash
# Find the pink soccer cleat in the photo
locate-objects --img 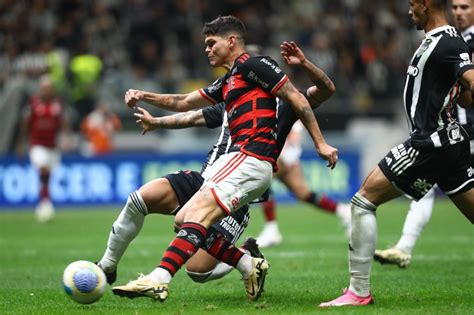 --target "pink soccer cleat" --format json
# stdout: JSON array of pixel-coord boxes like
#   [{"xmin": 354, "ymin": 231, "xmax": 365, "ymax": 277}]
[{"xmin": 319, "ymin": 288, "xmax": 374, "ymax": 307}]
